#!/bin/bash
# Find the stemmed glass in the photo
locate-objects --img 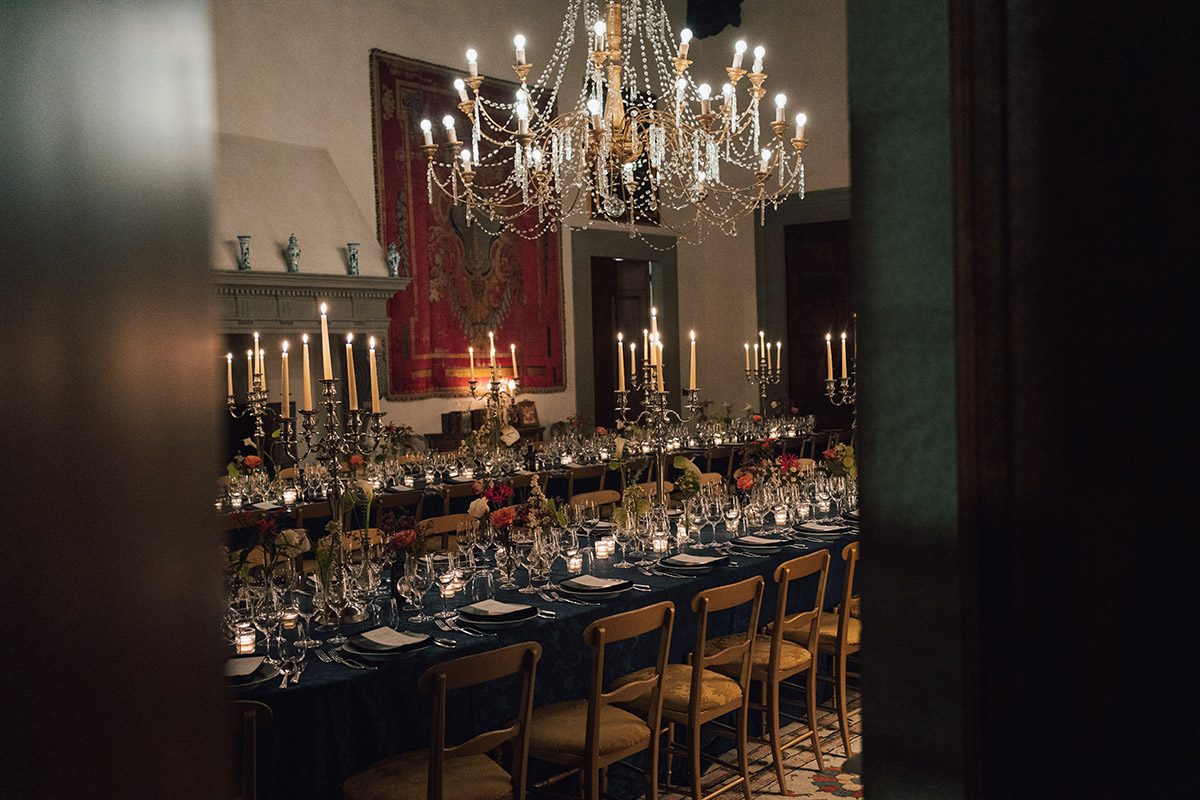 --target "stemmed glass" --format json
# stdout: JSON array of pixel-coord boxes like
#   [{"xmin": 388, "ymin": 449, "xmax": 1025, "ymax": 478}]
[
  {"xmin": 324, "ymin": 580, "xmax": 350, "ymax": 646},
  {"xmin": 829, "ymin": 476, "xmax": 847, "ymax": 522},
  {"xmin": 270, "ymin": 615, "xmax": 308, "ymax": 687},
  {"xmin": 723, "ymin": 496, "xmax": 742, "ymax": 539},
  {"xmin": 687, "ymin": 496, "xmax": 707, "ymax": 549},
  {"xmin": 433, "ymin": 555, "xmax": 458, "ymax": 617},
  {"xmin": 542, "ymin": 528, "xmax": 565, "ymax": 590},
  {"xmin": 612, "ymin": 515, "xmax": 636, "ymax": 569},
  {"xmin": 580, "ymin": 500, "xmax": 600, "ymax": 539},
  {"xmin": 815, "ymin": 475, "xmax": 832, "ymax": 520},
  {"xmin": 705, "ymin": 493, "xmax": 725, "ymax": 549},
  {"xmin": 405, "ymin": 555, "xmax": 435, "ymax": 623},
  {"xmin": 292, "ymin": 576, "xmax": 322, "ymax": 649}
]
